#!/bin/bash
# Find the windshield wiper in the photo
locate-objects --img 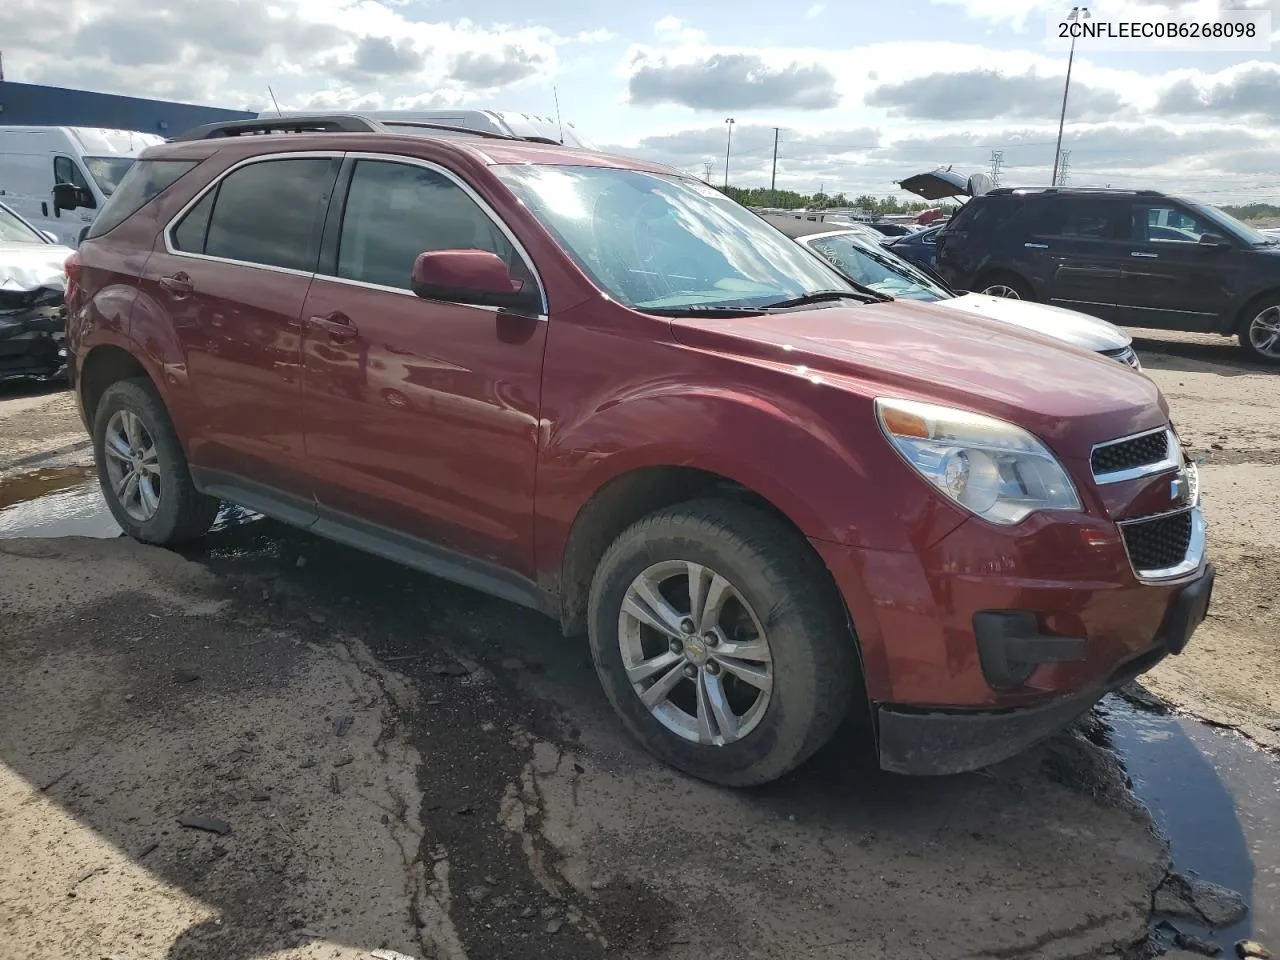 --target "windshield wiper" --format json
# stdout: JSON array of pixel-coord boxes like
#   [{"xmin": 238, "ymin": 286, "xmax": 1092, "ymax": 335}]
[
  {"xmin": 763, "ymin": 287, "xmax": 887, "ymax": 309},
  {"xmin": 642, "ymin": 304, "xmax": 770, "ymax": 317}
]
